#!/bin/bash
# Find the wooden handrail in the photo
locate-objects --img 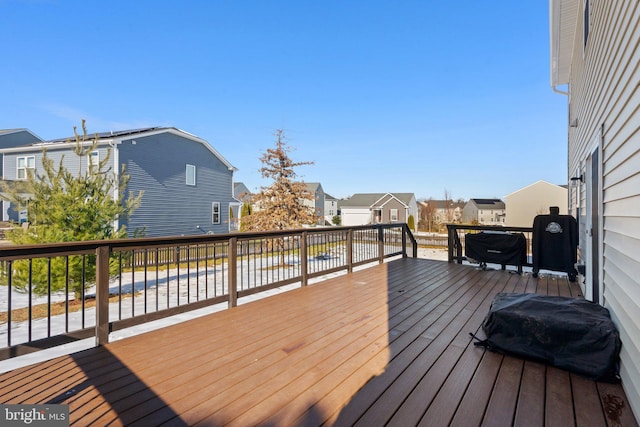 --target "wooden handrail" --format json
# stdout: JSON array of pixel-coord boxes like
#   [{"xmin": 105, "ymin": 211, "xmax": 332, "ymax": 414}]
[{"xmin": 0, "ymin": 223, "xmax": 418, "ymax": 358}]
